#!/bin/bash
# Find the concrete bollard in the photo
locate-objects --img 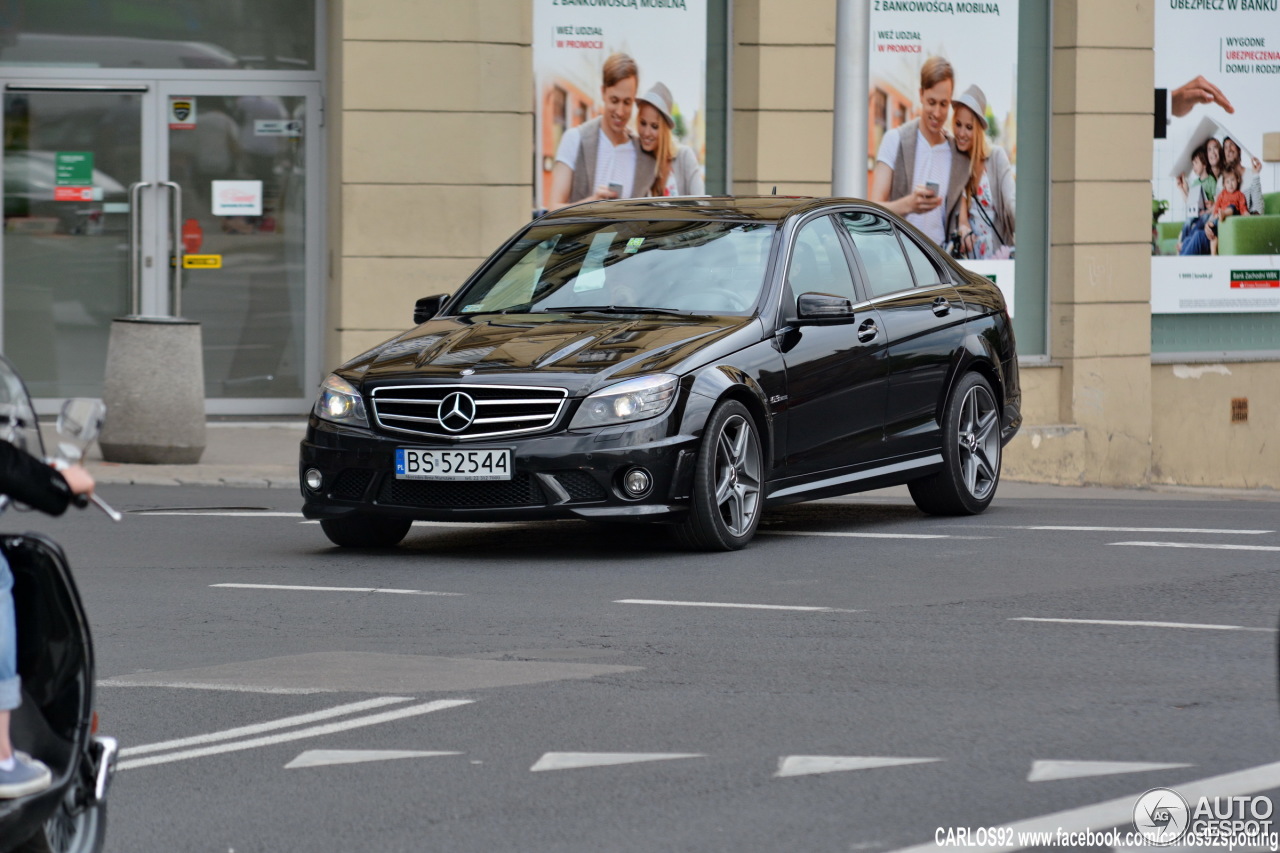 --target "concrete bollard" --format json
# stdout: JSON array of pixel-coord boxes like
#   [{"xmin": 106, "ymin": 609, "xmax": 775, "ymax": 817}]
[{"xmin": 99, "ymin": 317, "xmax": 206, "ymax": 464}]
